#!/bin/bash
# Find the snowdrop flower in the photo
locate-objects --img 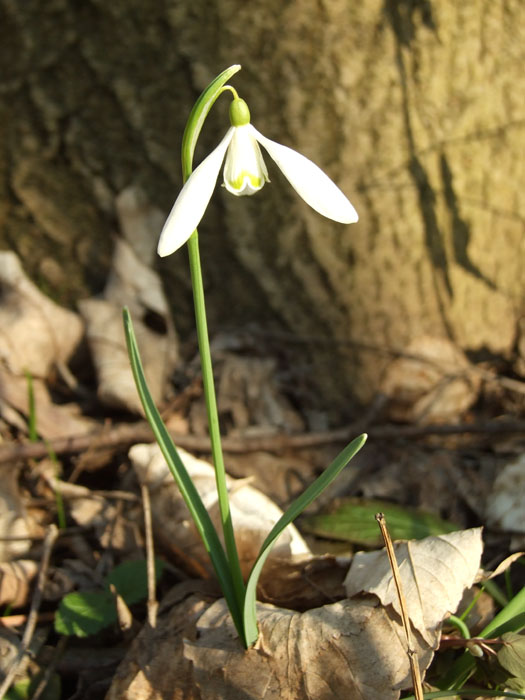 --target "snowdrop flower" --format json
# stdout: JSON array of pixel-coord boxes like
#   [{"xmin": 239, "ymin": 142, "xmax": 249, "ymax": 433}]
[{"xmin": 158, "ymin": 96, "xmax": 358, "ymax": 257}]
